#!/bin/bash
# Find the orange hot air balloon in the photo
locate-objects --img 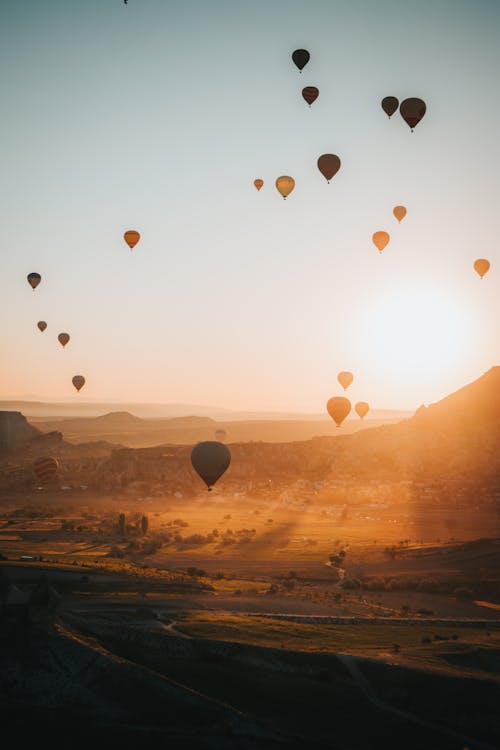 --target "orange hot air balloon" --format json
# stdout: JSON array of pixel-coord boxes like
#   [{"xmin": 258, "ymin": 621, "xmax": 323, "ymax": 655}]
[
  {"xmin": 124, "ymin": 230, "xmax": 140, "ymax": 249},
  {"xmin": 33, "ymin": 456, "xmax": 59, "ymax": 485},
  {"xmin": 72, "ymin": 375, "xmax": 85, "ymax": 392},
  {"xmin": 27, "ymin": 272, "xmax": 41, "ymax": 290},
  {"xmin": 372, "ymin": 231, "xmax": 390, "ymax": 253},
  {"xmin": 355, "ymin": 401, "xmax": 370, "ymax": 419},
  {"xmin": 58, "ymin": 332, "xmax": 70, "ymax": 347},
  {"xmin": 337, "ymin": 371, "xmax": 353, "ymax": 390},
  {"xmin": 327, "ymin": 397, "xmax": 351, "ymax": 427},
  {"xmin": 473, "ymin": 259, "xmax": 490, "ymax": 279},
  {"xmin": 254, "ymin": 179, "xmax": 264, "ymax": 191},
  {"xmin": 275, "ymin": 176, "xmax": 295, "ymax": 200},
  {"xmin": 393, "ymin": 206, "xmax": 407, "ymax": 223},
  {"xmin": 37, "ymin": 321, "xmax": 47, "ymax": 332}
]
